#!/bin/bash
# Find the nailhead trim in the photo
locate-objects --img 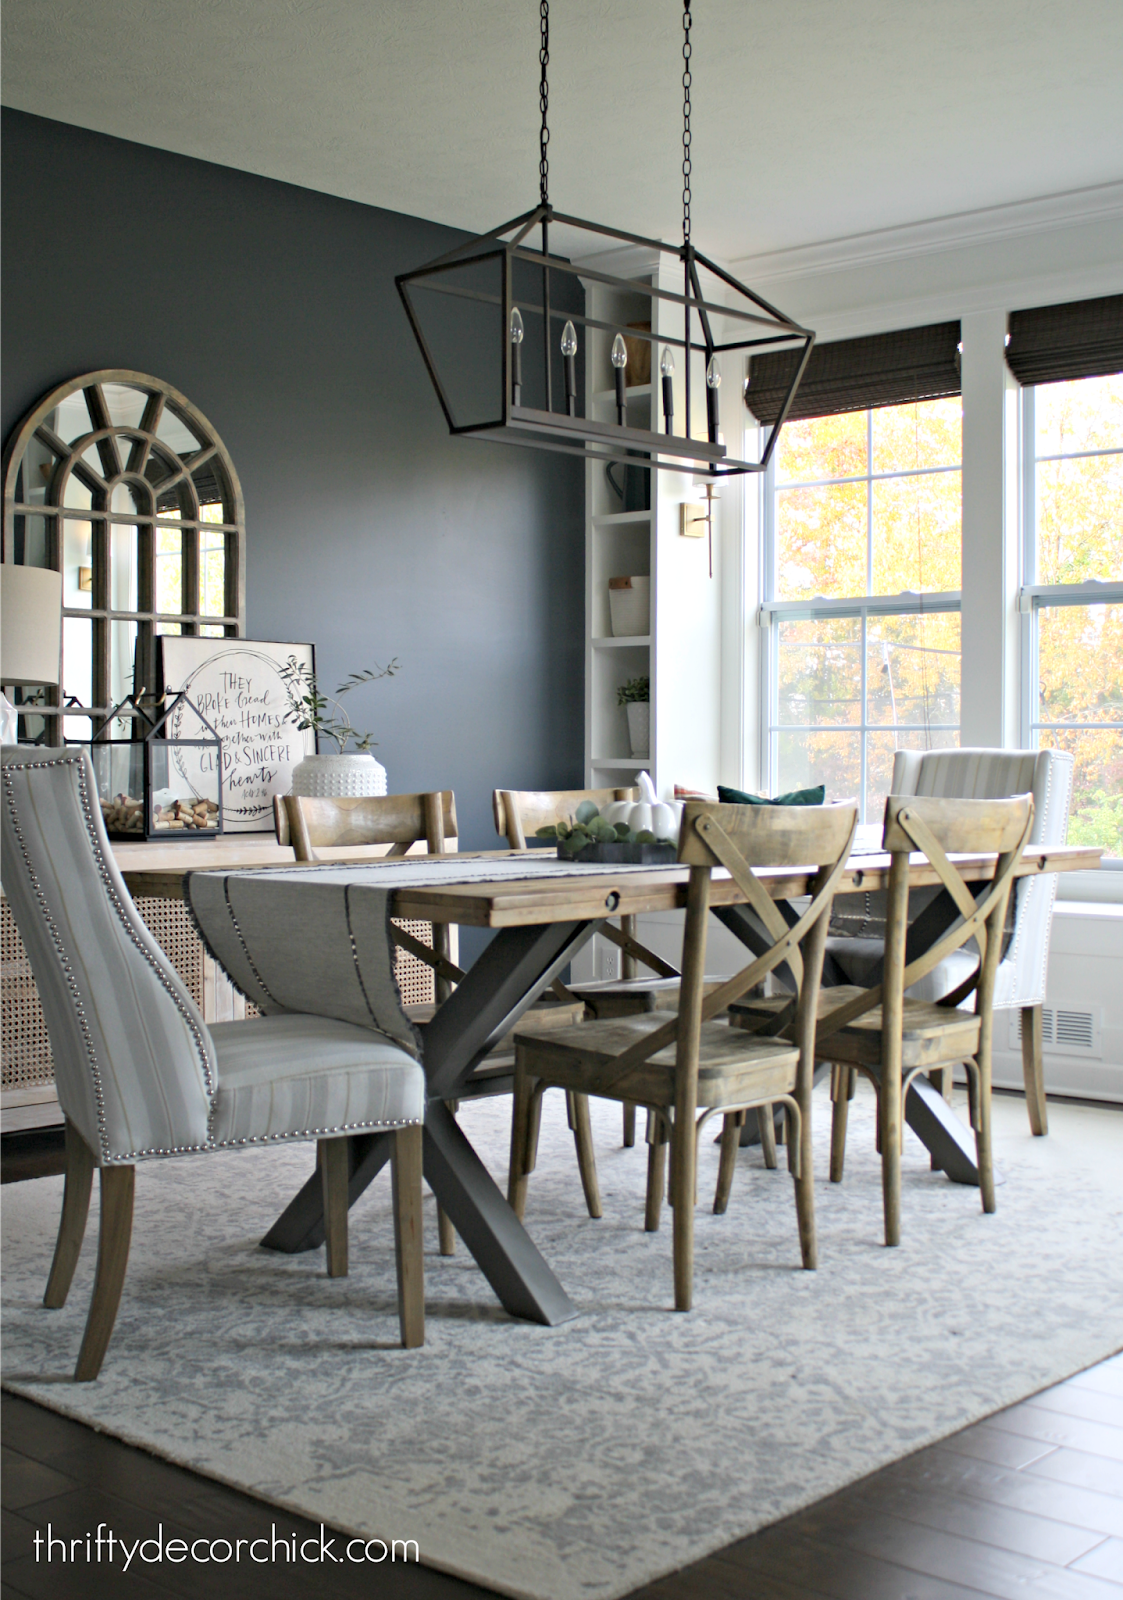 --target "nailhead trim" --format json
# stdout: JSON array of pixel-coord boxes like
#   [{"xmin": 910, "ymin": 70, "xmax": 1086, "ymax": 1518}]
[
  {"xmin": 103, "ymin": 1113, "xmax": 425, "ymax": 1165},
  {"xmin": 221, "ymin": 874, "xmax": 280, "ymax": 1009}
]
